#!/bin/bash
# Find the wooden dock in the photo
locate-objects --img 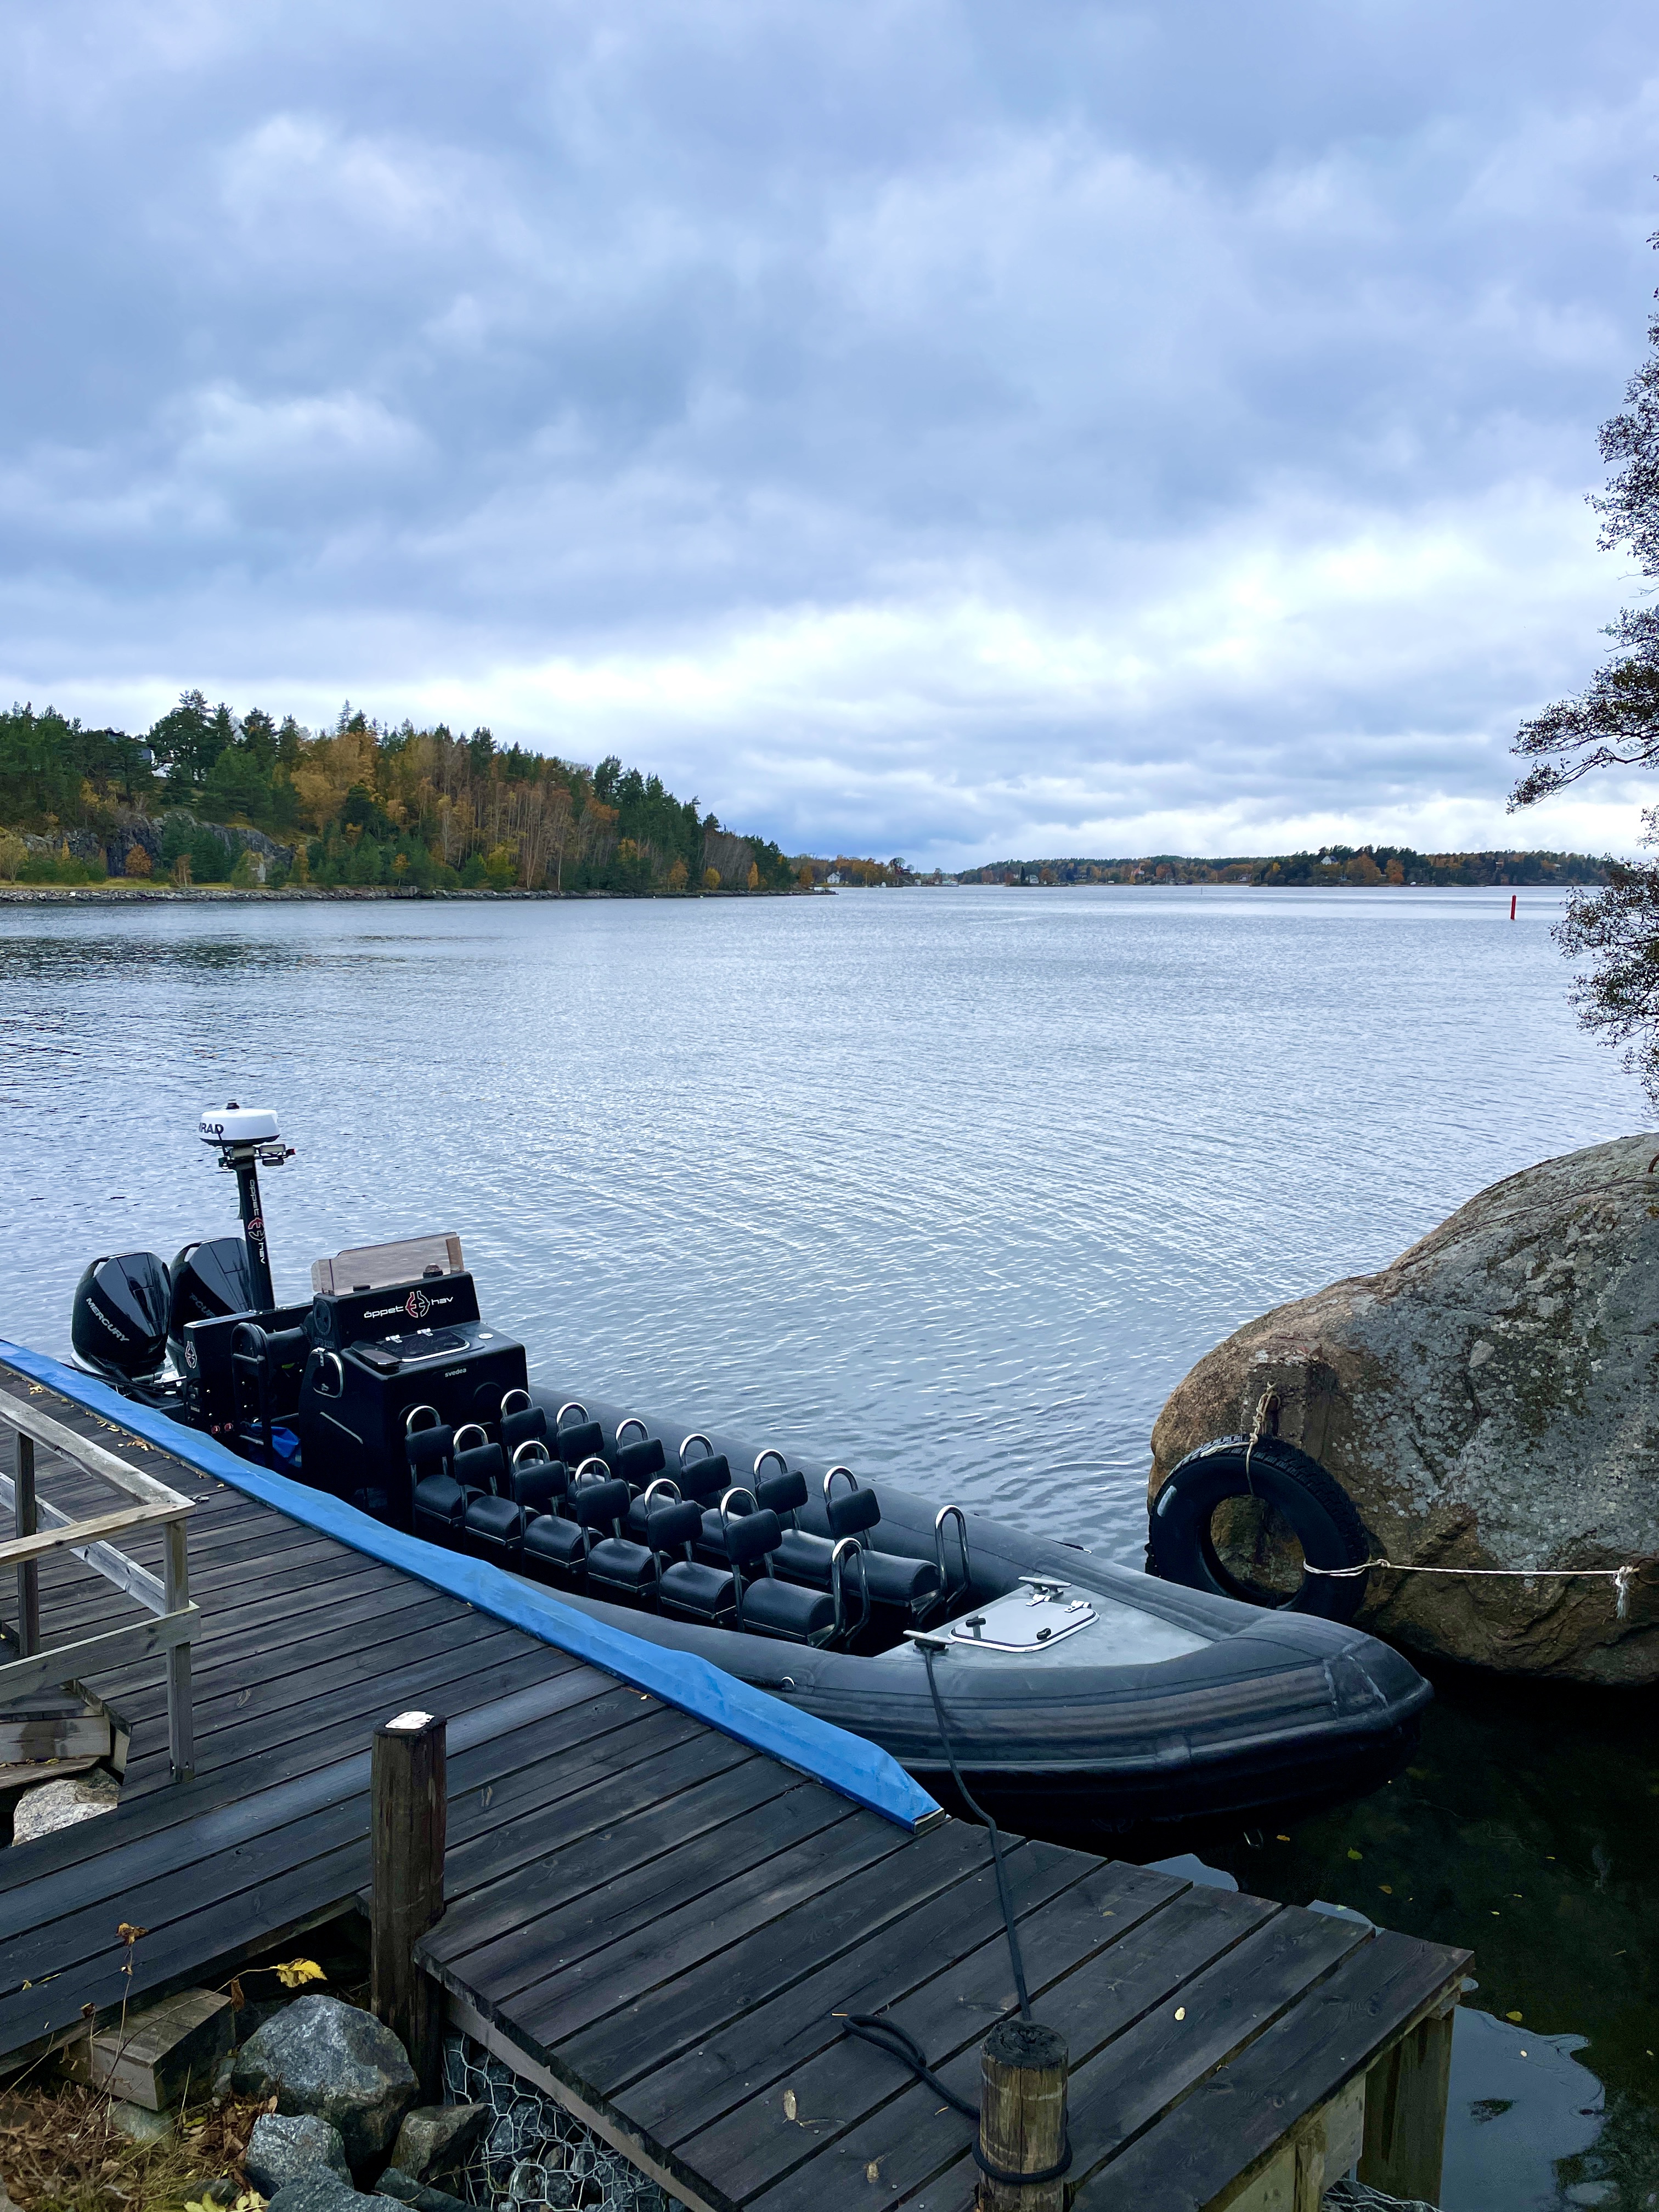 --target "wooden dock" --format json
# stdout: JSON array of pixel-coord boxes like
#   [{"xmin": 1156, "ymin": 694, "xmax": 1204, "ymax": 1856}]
[{"xmin": 1, "ymin": 1359, "xmax": 1468, "ymax": 2212}]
